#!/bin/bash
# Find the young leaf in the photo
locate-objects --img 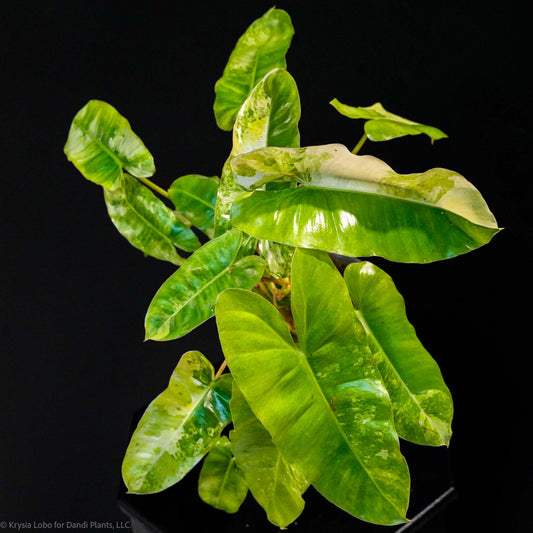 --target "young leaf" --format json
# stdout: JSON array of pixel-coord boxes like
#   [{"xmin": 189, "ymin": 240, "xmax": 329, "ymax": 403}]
[
  {"xmin": 230, "ymin": 383, "xmax": 308, "ymax": 528},
  {"xmin": 104, "ymin": 173, "xmax": 200, "ymax": 265},
  {"xmin": 198, "ymin": 436, "xmax": 248, "ymax": 514},
  {"xmin": 216, "ymin": 249, "xmax": 410, "ymax": 526},
  {"xmin": 344, "ymin": 262, "xmax": 453, "ymax": 446},
  {"xmin": 145, "ymin": 228, "xmax": 265, "ymax": 341},
  {"xmin": 122, "ymin": 351, "xmax": 232, "ymax": 494},
  {"xmin": 257, "ymin": 239, "xmax": 294, "ymax": 279},
  {"xmin": 64, "ymin": 100, "xmax": 155, "ymax": 190},
  {"xmin": 230, "ymin": 144, "xmax": 501, "ymax": 263},
  {"xmin": 330, "ymin": 100, "xmax": 448, "ymax": 142},
  {"xmin": 214, "ymin": 8, "xmax": 294, "ymax": 131},
  {"xmin": 168, "ymin": 174, "xmax": 219, "ymax": 239},
  {"xmin": 214, "ymin": 67, "xmax": 301, "ymax": 236}
]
